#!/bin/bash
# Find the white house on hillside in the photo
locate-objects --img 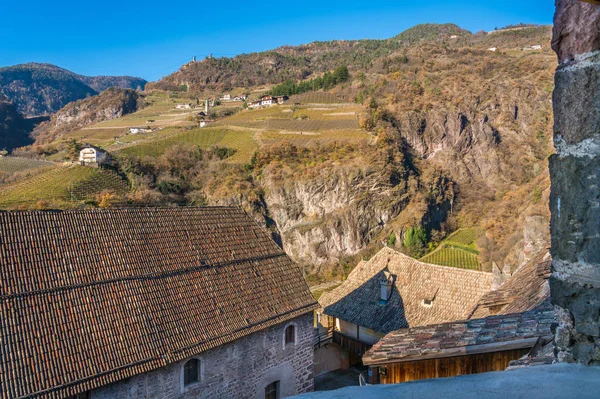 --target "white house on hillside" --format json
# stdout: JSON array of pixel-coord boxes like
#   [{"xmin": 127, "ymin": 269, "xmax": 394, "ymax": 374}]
[{"xmin": 79, "ymin": 144, "xmax": 108, "ymax": 166}]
